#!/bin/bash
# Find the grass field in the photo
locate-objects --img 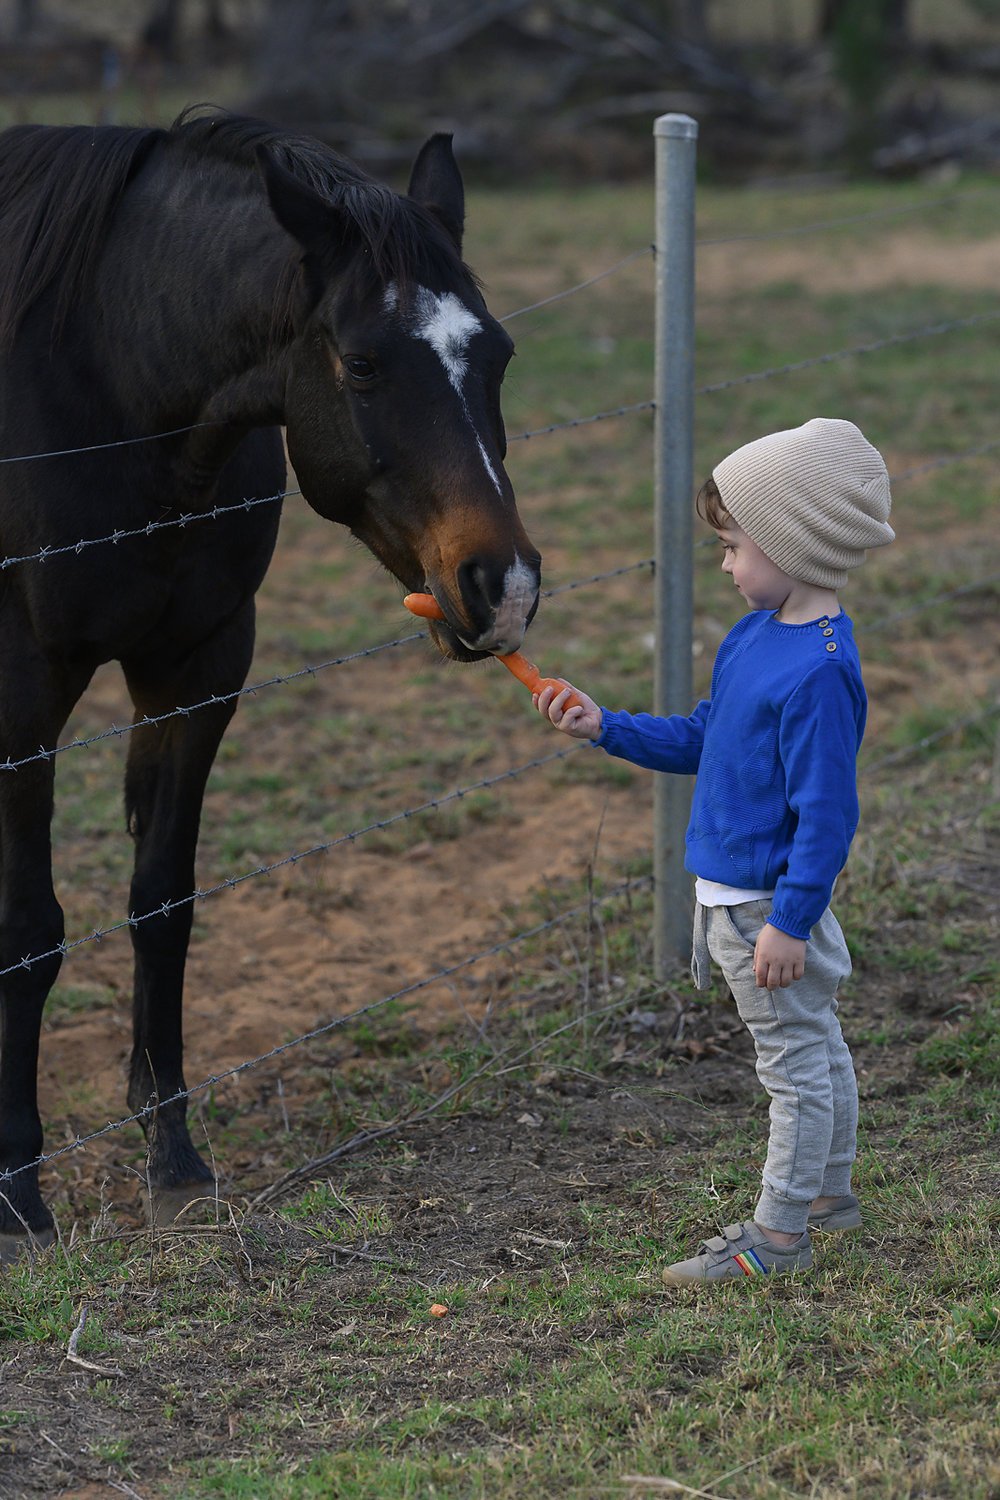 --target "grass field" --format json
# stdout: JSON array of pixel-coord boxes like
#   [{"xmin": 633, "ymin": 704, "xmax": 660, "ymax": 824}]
[{"xmin": 1, "ymin": 150, "xmax": 1000, "ymax": 1499}]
